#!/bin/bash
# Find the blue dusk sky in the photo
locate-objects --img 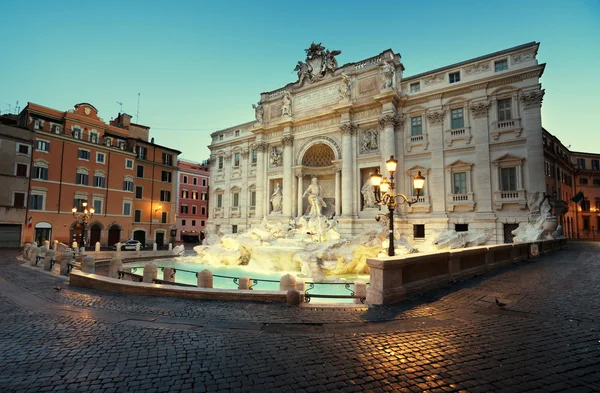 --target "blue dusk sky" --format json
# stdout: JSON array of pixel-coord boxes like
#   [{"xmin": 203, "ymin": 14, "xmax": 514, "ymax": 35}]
[{"xmin": 1, "ymin": 0, "xmax": 598, "ymax": 162}]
